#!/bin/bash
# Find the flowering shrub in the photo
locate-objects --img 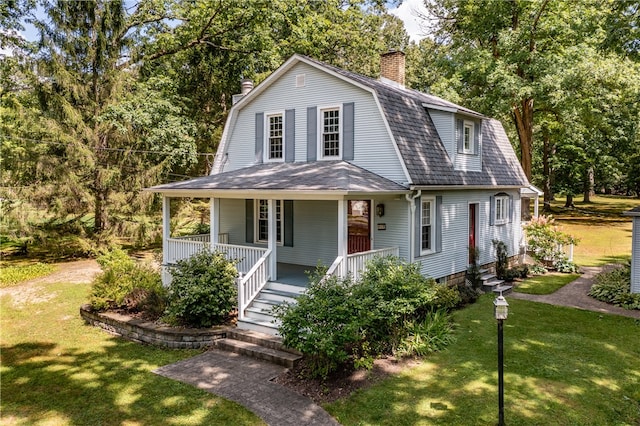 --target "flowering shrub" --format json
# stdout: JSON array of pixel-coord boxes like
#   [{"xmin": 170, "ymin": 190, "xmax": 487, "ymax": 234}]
[{"xmin": 524, "ymin": 215, "xmax": 579, "ymax": 272}]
